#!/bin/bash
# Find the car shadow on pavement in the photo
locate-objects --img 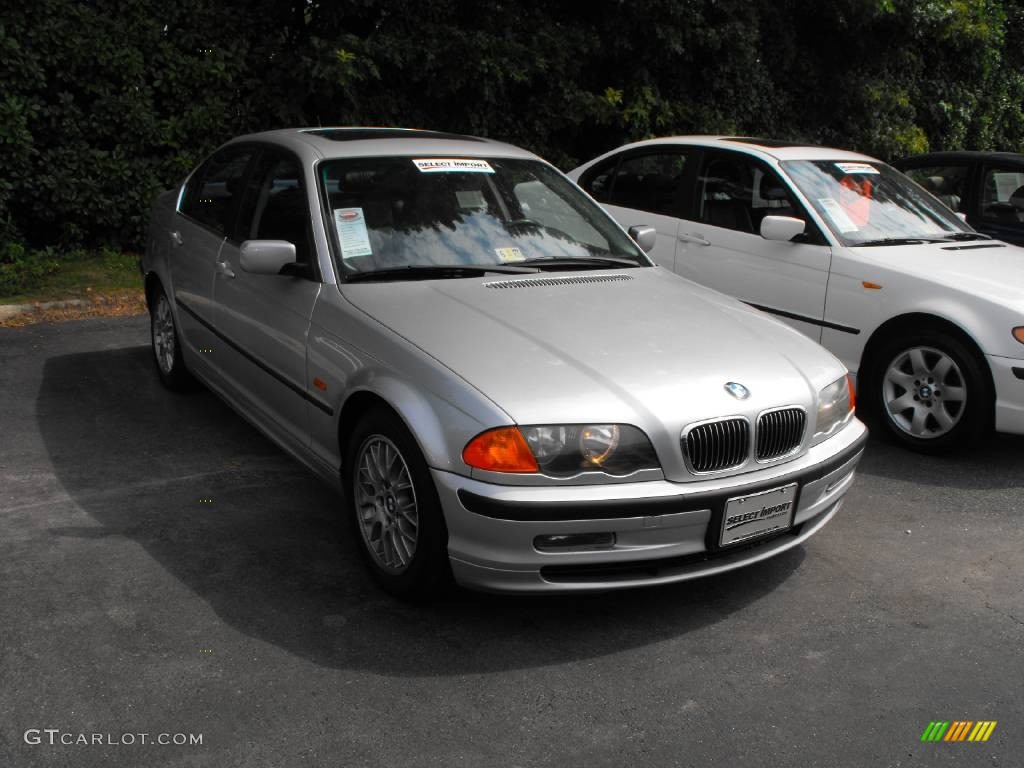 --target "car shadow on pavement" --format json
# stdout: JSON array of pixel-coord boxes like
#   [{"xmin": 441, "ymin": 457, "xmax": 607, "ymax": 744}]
[
  {"xmin": 38, "ymin": 346, "xmax": 807, "ymax": 676},
  {"xmin": 854, "ymin": 423, "xmax": 1024, "ymax": 490}
]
